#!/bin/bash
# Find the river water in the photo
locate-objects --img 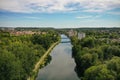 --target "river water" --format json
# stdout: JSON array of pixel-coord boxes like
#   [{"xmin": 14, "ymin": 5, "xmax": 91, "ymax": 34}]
[{"xmin": 36, "ymin": 34, "xmax": 79, "ymax": 80}]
